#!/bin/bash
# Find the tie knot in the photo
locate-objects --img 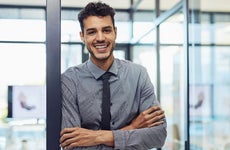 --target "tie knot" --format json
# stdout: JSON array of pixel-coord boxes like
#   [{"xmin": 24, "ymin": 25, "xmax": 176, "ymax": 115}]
[{"xmin": 101, "ymin": 72, "xmax": 112, "ymax": 80}]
